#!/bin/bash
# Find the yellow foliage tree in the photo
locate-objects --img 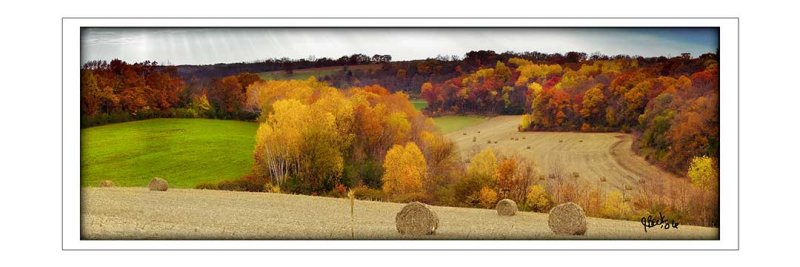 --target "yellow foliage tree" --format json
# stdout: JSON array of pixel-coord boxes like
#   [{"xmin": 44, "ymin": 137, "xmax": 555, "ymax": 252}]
[
  {"xmin": 525, "ymin": 184, "xmax": 552, "ymax": 212},
  {"xmin": 478, "ymin": 186, "xmax": 498, "ymax": 208},
  {"xmin": 519, "ymin": 114, "xmax": 533, "ymax": 131},
  {"xmin": 382, "ymin": 142, "xmax": 428, "ymax": 195},
  {"xmin": 580, "ymin": 86, "xmax": 606, "ymax": 120},
  {"xmin": 494, "ymin": 157, "xmax": 518, "ymax": 191},
  {"xmin": 688, "ymin": 156, "xmax": 718, "ymax": 191},
  {"xmin": 467, "ymin": 148, "xmax": 497, "ymax": 182},
  {"xmin": 600, "ymin": 190, "xmax": 631, "ymax": 219}
]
